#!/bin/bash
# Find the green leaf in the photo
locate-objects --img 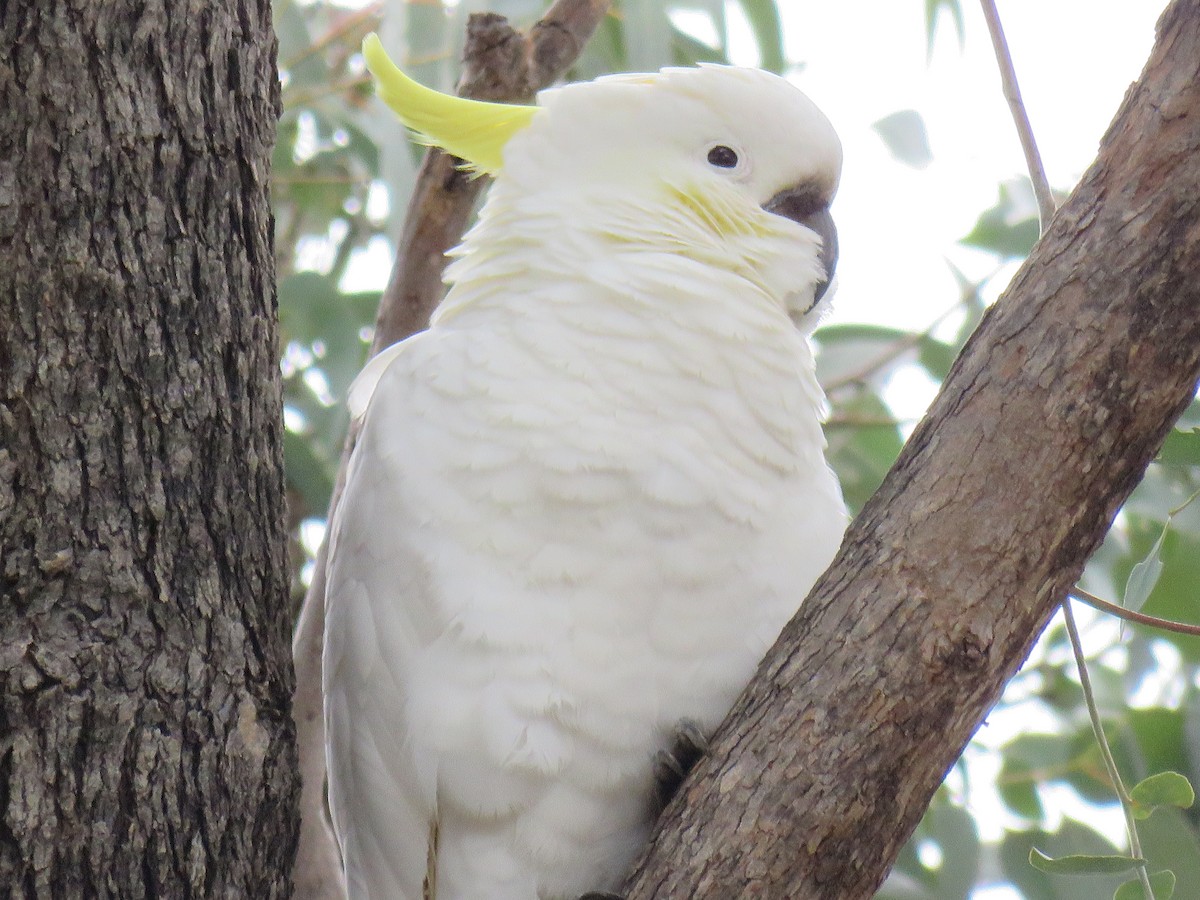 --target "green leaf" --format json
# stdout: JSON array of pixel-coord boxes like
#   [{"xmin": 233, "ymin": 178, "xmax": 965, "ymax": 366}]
[
  {"xmin": 1121, "ymin": 523, "xmax": 1200, "ymax": 661},
  {"xmin": 1064, "ymin": 728, "xmax": 1134, "ymax": 805},
  {"xmin": 670, "ymin": 26, "xmax": 729, "ymax": 67},
  {"xmin": 884, "ymin": 792, "xmax": 979, "ymax": 899},
  {"xmin": 920, "ymin": 797, "xmax": 980, "ymax": 897},
  {"xmin": 1130, "ymin": 772, "xmax": 1195, "ymax": 819},
  {"xmin": 1114, "ymin": 870, "xmax": 1175, "ymax": 900},
  {"xmin": 1128, "ymin": 707, "xmax": 1187, "ymax": 782},
  {"xmin": 998, "ymin": 770, "xmax": 1043, "ymax": 821},
  {"xmin": 1005, "ymin": 732, "xmax": 1077, "ymax": 770},
  {"xmin": 570, "ymin": 11, "xmax": 626, "ymax": 77},
  {"xmin": 813, "ymin": 323, "xmax": 912, "ymax": 387},
  {"xmin": 621, "ymin": 0, "xmax": 673, "ymax": 72},
  {"xmin": 996, "ymin": 732, "xmax": 1081, "ymax": 821},
  {"xmin": 275, "ymin": 0, "xmax": 317, "ymax": 87},
  {"xmin": 284, "ymin": 429, "xmax": 336, "ymax": 517},
  {"xmin": 1123, "ymin": 522, "xmax": 1168, "ymax": 614},
  {"xmin": 733, "ymin": 0, "xmax": 786, "ymax": 73},
  {"xmin": 1030, "ymin": 848, "xmax": 1145, "ymax": 875},
  {"xmin": 1158, "ymin": 427, "xmax": 1200, "ymax": 466},
  {"xmin": 873, "ymin": 110, "xmax": 933, "ymax": 169},
  {"xmin": 824, "ymin": 390, "xmax": 904, "ymax": 512},
  {"xmin": 916, "ymin": 338, "xmax": 957, "ymax": 382},
  {"xmin": 1138, "ymin": 809, "xmax": 1200, "ymax": 890},
  {"xmin": 1003, "ymin": 823, "xmax": 1128, "ymax": 899},
  {"xmin": 961, "ymin": 180, "xmax": 1040, "ymax": 260},
  {"xmin": 924, "ymin": 0, "xmax": 965, "ymax": 55}
]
